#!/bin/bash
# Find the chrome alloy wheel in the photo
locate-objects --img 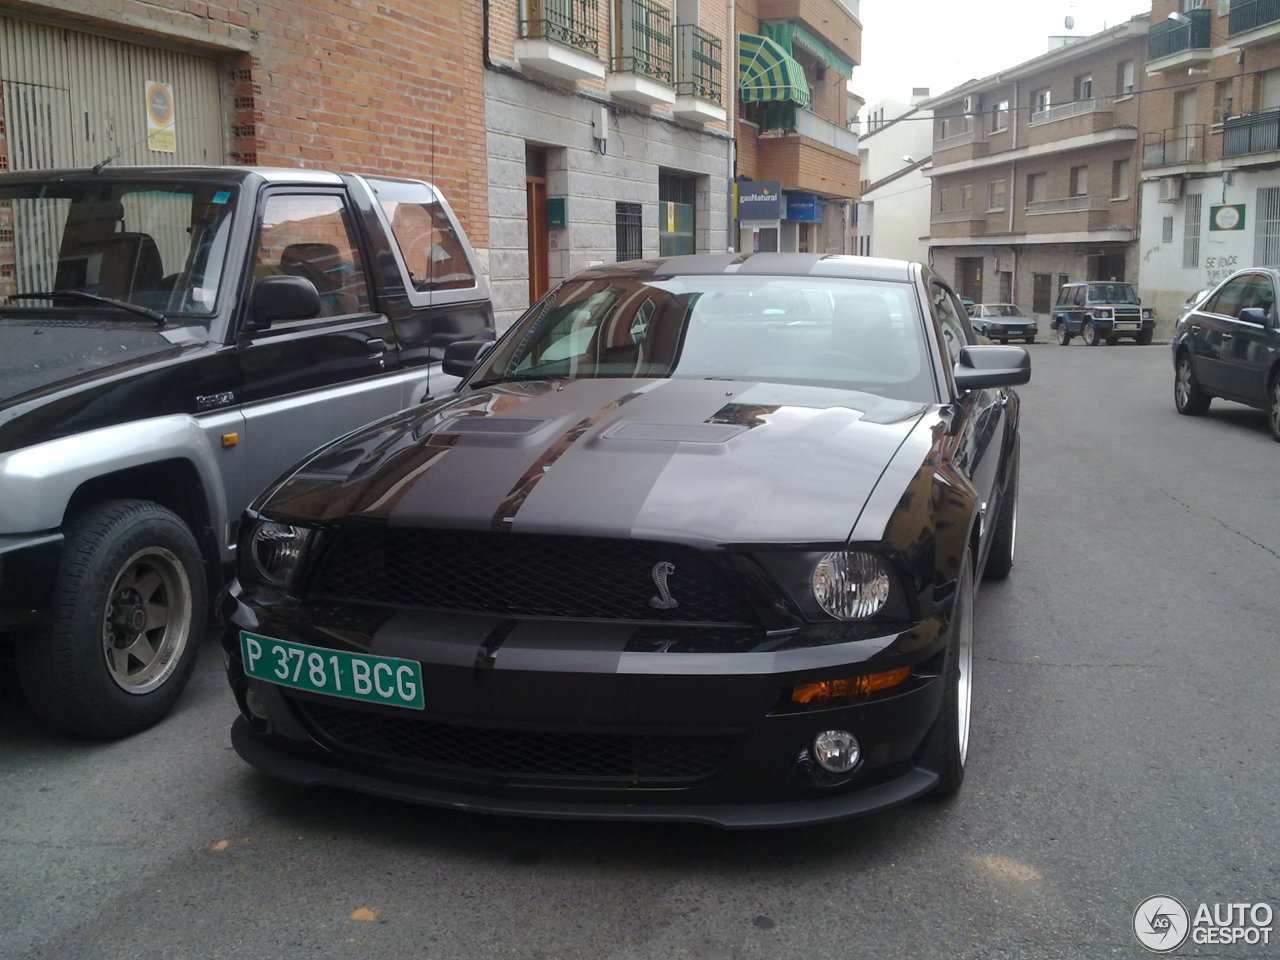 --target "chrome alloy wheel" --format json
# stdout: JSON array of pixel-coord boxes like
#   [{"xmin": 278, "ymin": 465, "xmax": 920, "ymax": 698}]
[
  {"xmin": 954, "ymin": 562, "xmax": 974, "ymax": 765},
  {"xmin": 102, "ymin": 546, "xmax": 194, "ymax": 694},
  {"xmin": 1175, "ymin": 359, "xmax": 1194, "ymax": 410}
]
